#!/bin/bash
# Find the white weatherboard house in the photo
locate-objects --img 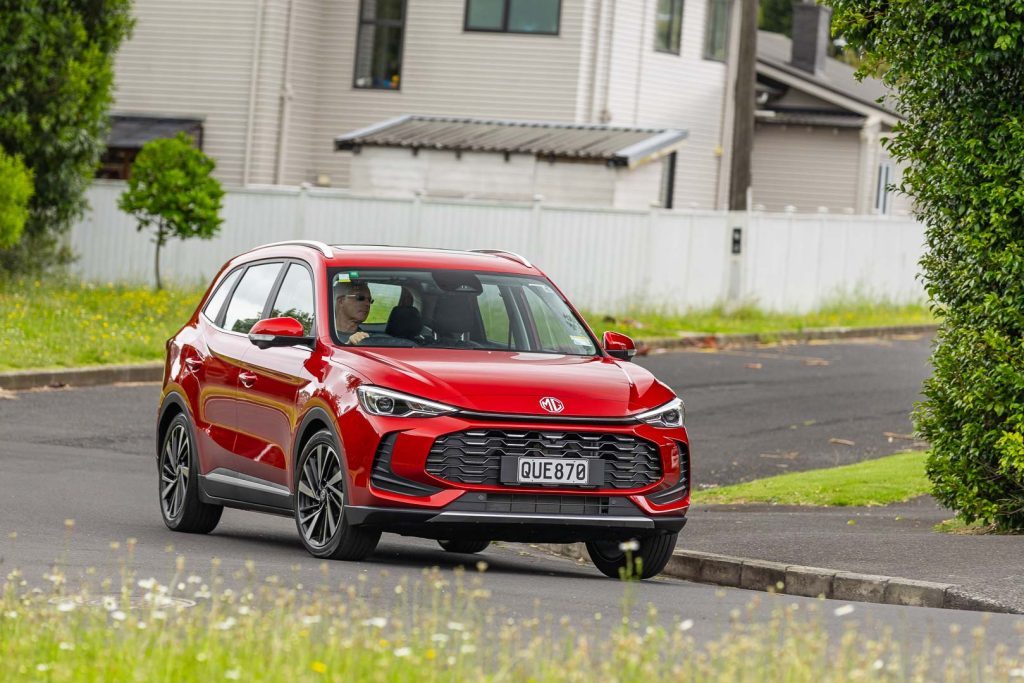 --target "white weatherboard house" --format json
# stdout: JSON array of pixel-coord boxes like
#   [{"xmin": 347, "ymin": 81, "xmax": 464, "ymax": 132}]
[
  {"xmin": 104, "ymin": 0, "xmax": 901, "ymax": 213},
  {"xmin": 105, "ymin": 0, "xmax": 740, "ymax": 209}
]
